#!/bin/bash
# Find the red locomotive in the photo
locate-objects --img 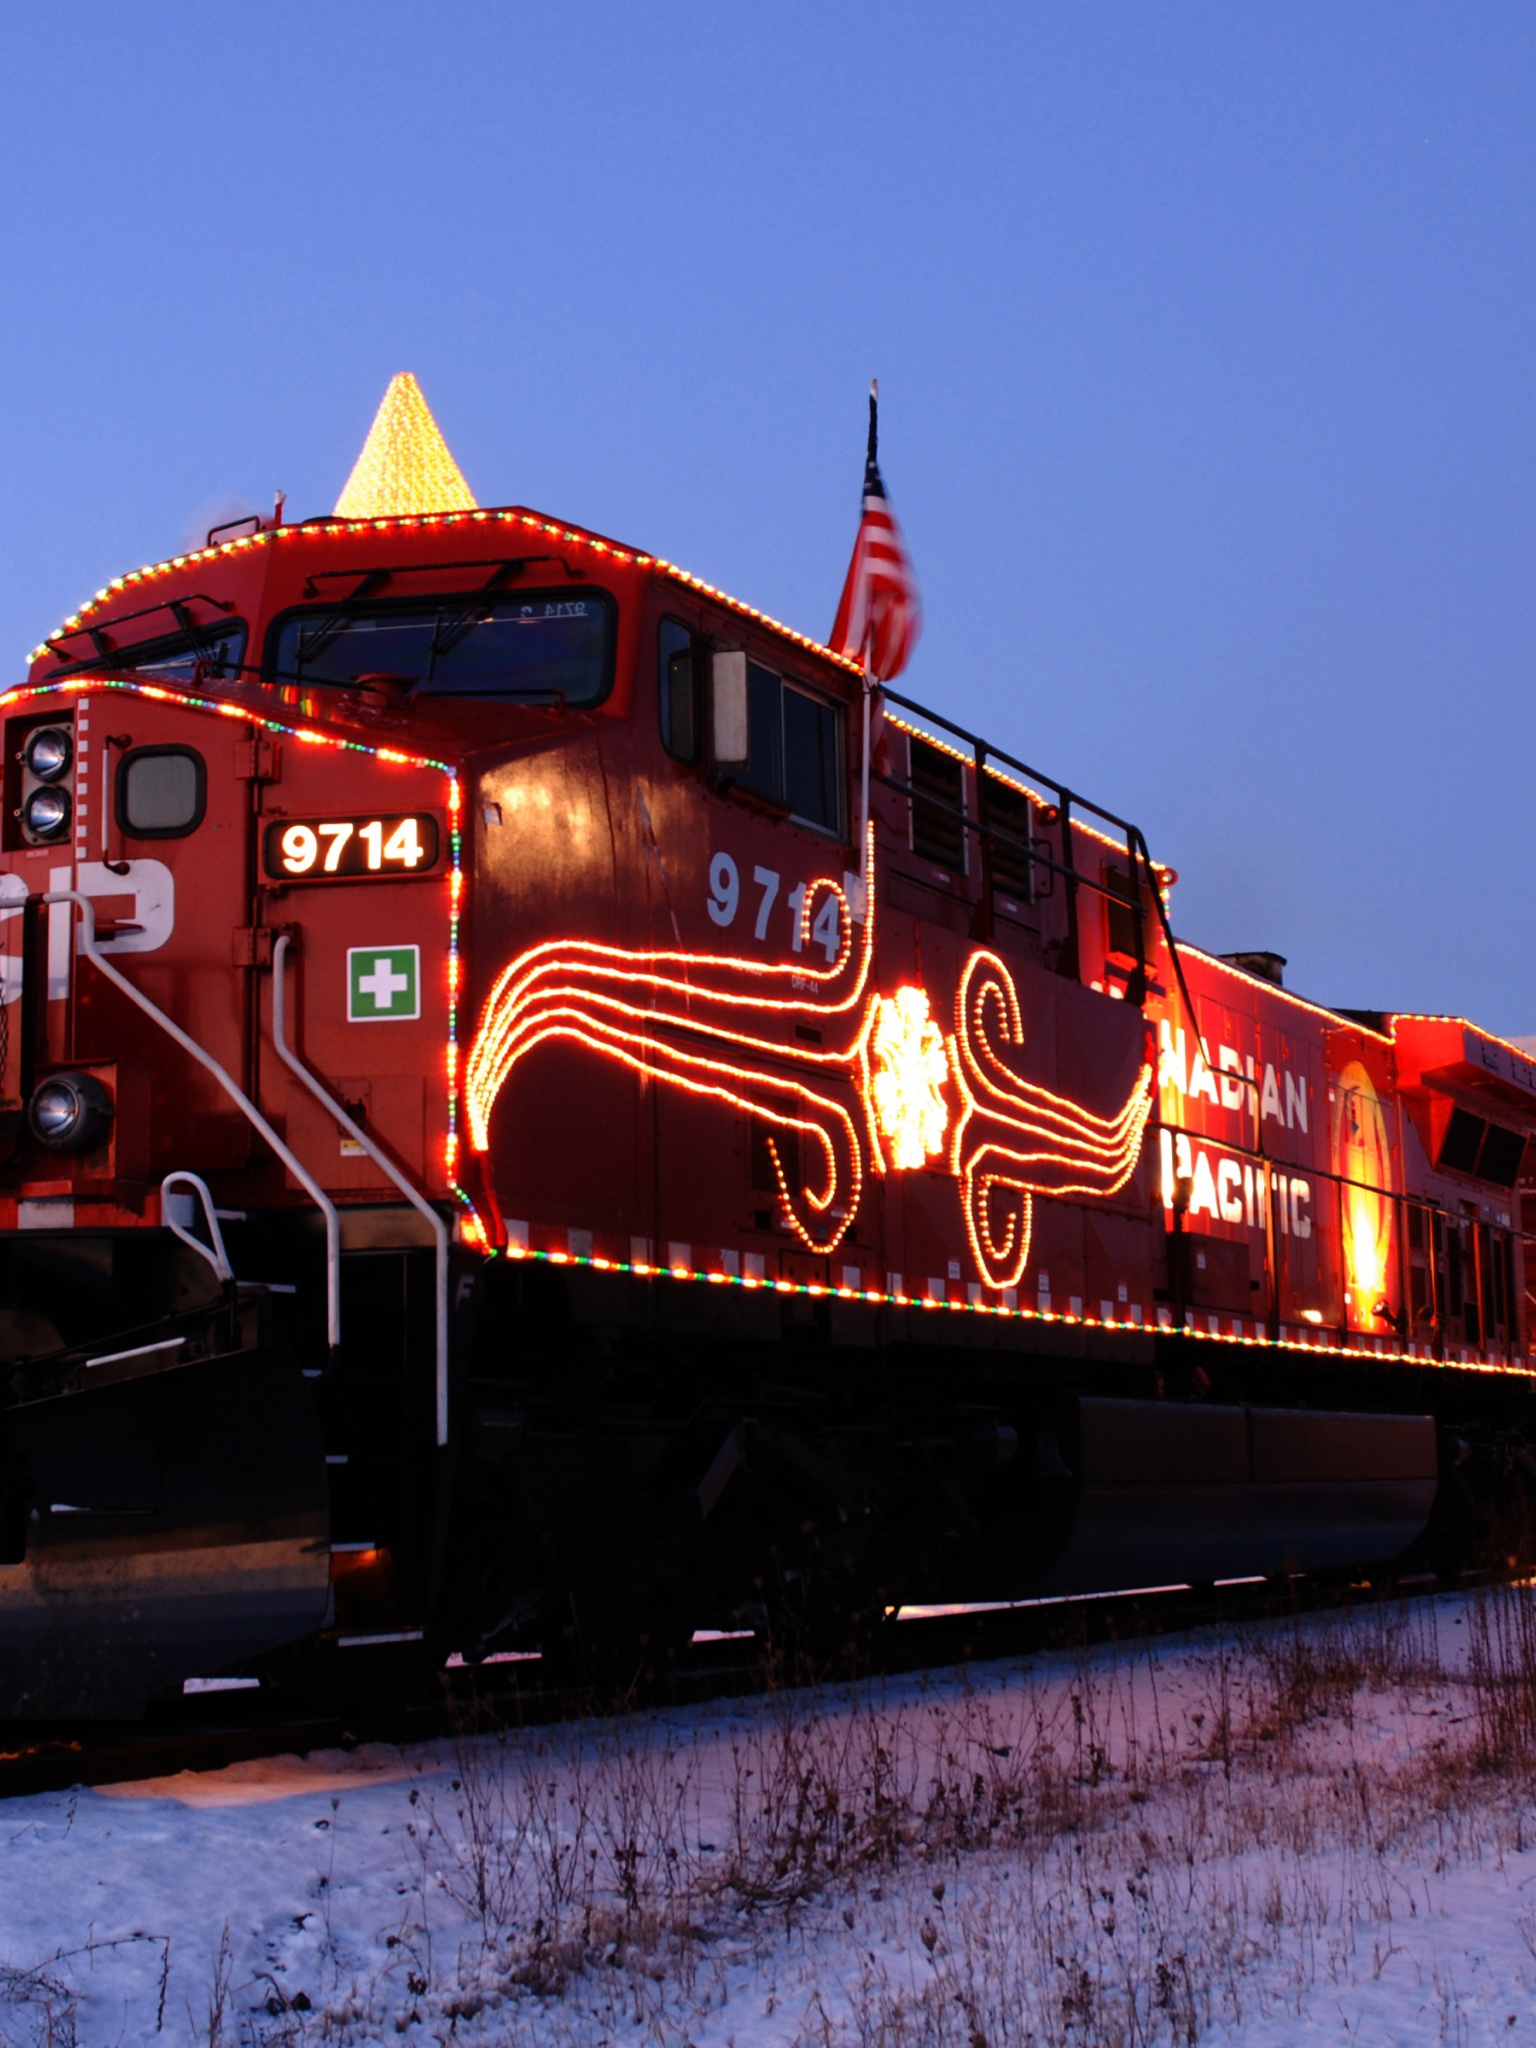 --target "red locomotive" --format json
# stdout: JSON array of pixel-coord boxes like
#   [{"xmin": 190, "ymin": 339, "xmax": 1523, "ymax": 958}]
[{"xmin": 0, "ymin": 377, "xmax": 1527, "ymax": 1715}]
